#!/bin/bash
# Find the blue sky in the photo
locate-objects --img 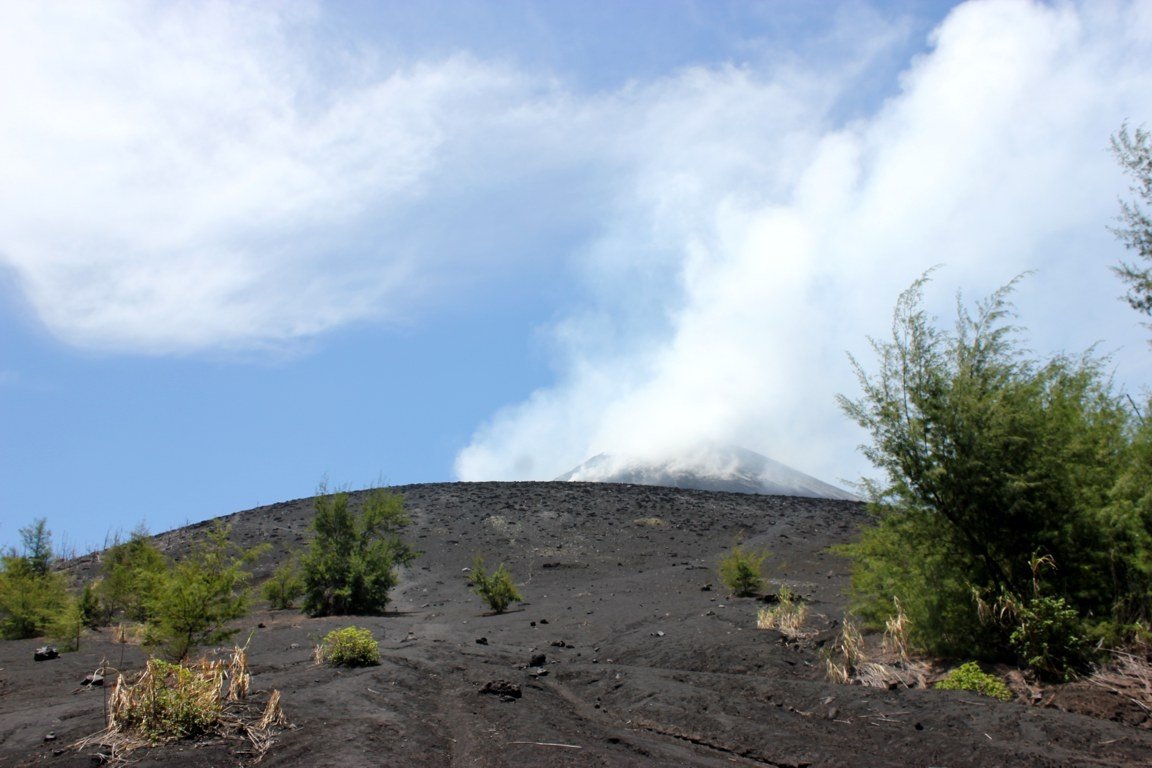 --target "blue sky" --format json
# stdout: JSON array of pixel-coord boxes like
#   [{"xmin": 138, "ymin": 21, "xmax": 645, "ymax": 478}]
[{"xmin": 2, "ymin": 0, "xmax": 1152, "ymax": 554}]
